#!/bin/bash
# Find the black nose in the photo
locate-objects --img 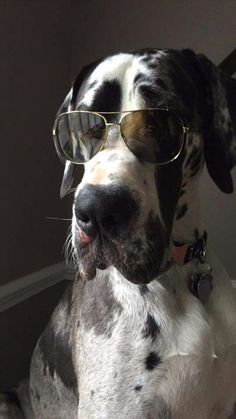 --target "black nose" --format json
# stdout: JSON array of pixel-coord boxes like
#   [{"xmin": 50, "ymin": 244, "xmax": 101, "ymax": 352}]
[{"xmin": 74, "ymin": 184, "xmax": 137, "ymax": 237}]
